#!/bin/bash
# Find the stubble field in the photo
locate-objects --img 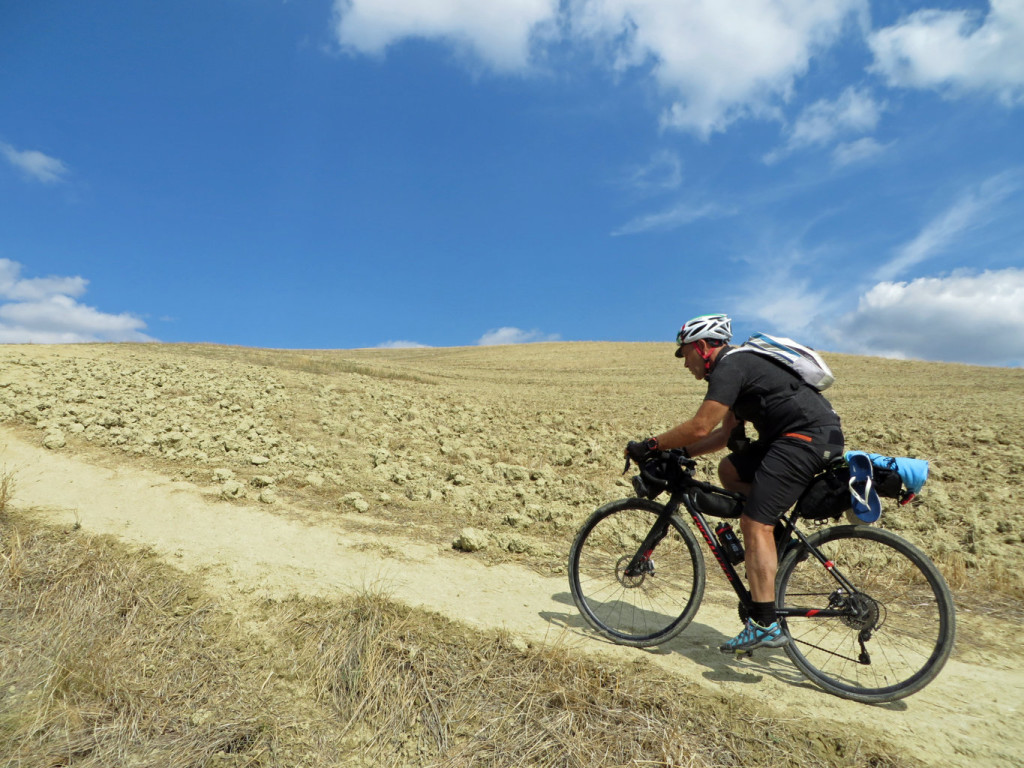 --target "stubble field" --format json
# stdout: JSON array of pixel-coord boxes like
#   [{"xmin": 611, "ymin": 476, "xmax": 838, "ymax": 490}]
[{"xmin": 1, "ymin": 341, "xmax": 1022, "ymax": 767}]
